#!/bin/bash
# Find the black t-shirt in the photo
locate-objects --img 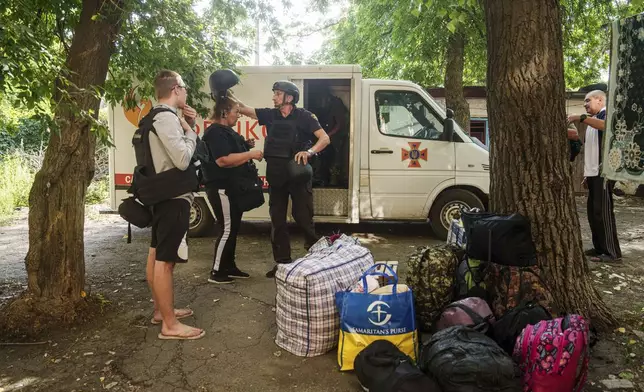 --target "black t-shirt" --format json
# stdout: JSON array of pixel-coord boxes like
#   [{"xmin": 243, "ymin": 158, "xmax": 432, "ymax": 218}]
[
  {"xmin": 256, "ymin": 106, "xmax": 322, "ymax": 151},
  {"xmin": 202, "ymin": 123, "xmax": 248, "ymax": 189}
]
